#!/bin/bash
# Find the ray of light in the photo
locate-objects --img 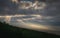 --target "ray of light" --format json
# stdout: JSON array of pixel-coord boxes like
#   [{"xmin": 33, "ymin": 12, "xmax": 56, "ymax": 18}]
[{"xmin": 16, "ymin": 19, "xmax": 55, "ymax": 31}]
